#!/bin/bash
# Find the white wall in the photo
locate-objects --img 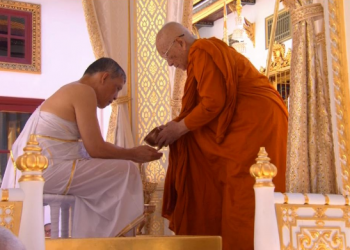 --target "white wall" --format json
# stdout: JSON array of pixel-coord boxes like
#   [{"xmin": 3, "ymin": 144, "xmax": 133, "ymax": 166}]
[
  {"xmin": 0, "ymin": 0, "xmax": 112, "ymax": 137},
  {"xmin": 198, "ymin": 0, "xmax": 292, "ymax": 70},
  {"xmin": 1, "ymin": 0, "xmax": 94, "ymax": 98}
]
